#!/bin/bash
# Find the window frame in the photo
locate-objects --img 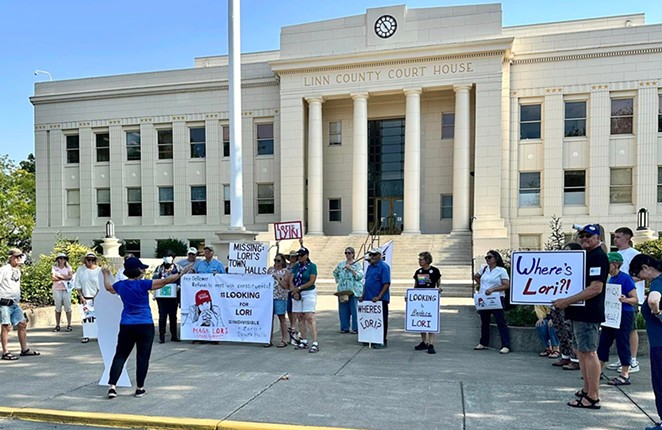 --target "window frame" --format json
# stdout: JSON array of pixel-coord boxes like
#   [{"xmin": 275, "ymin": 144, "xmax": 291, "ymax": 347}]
[
  {"xmin": 440, "ymin": 194, "xmax": 453, "ymax": 219},
  {"xmin": 95, "ymin": 132, "xmax": 110, "ymax": 162},
  {"xmin": 256, "ymin": 183, "xmax": 275, "ymax": 215},
  {"xmin": 223, "ymin": 184, "xmax": 231, "ymax": 215},
  {"xmin": 189, "ymin": 126, "xmax": 206, "ymax": 159},
  {"xmin": 441, "ymin": 113, "xmax": 455, "ymax": 139},
  {"xmin": 256, "ymin": 123, "xmax": 274, "ymax": 156},
  {"xmin": 563, "ymin": 170, "xmax": 586, "ymax": 206},
  {"xmin": 124, "ymin": 240, "xmax": 141, "ymax": 258},
  {"xmin": 610, "ymin": 167, "xmax": 633, "ymax": 204},
  {"xmin": 657, "ymin": 166, "xmax": 662, "ymax": 203},
  {"xmin": 127, "ymin": 187, "xmax": 142, "ymax": 217},
  {"xmin": 222, "ymin": 125, "xmax": 230, "ymax": 157},
  {"xmin": 126, "ymin": 131, "xmax": 141, "ymax": 161},
  {"xmin": 519, "ymin": 172, "xmax": 541, "ymax": 207},
  {"xmin": 329, "ymin": 198, "xmax": 341, "ymax": 222},
  {"xmin": 66, "ymin": 189, "xmax": 80, "ymax": 219},
  {"xmin": 564, "ymin": 101, "xmax": 587, "ymax": 137},
  {"xmin": 610, "ymin": 98, "xmax": 634, "ymax": 135},
  {"xmin": 519, "ymin": 104, "xmax": 542, "ymax": 140},
  {"xmin": 157, "ymin": 129, "xmax": 173, "ymax": 160},
  {"xmin": 66, "ymin": 134, "xmax": 80, "ymax": 164},
  {"xmin": 159, "ymin": 187, "xmax": 174, "ymax": 216},
  {"xmin": 191, "ymin": 186, "xmax": 207, "ymax": 216},
  {"xmin": 329, "ymin": 121, "xmax": 342, "ymax": 146},
  {"xmin": 96, "ymin": 188, "xmax": 111, "ymax": 218}
]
